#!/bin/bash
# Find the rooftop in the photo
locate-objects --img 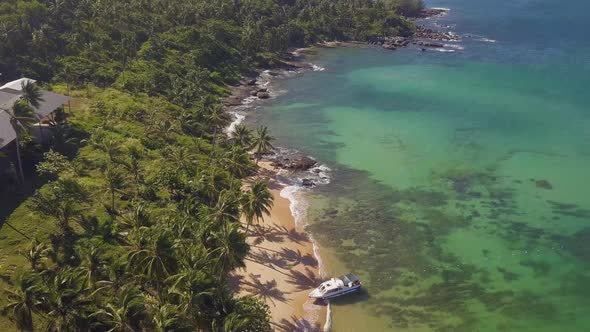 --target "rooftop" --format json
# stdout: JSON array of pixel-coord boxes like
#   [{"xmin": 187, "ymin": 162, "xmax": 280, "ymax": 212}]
[
  {"xmin": 0, "ymin": 78, "xmax": 36, "ymax": 92},
  {"xmin": 0, "ymin": 78, "xmax": 69, "ymax": 149},
  {"xmin": 0, "ymin": 110, "xmax": 16, "ymax": 149}
]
